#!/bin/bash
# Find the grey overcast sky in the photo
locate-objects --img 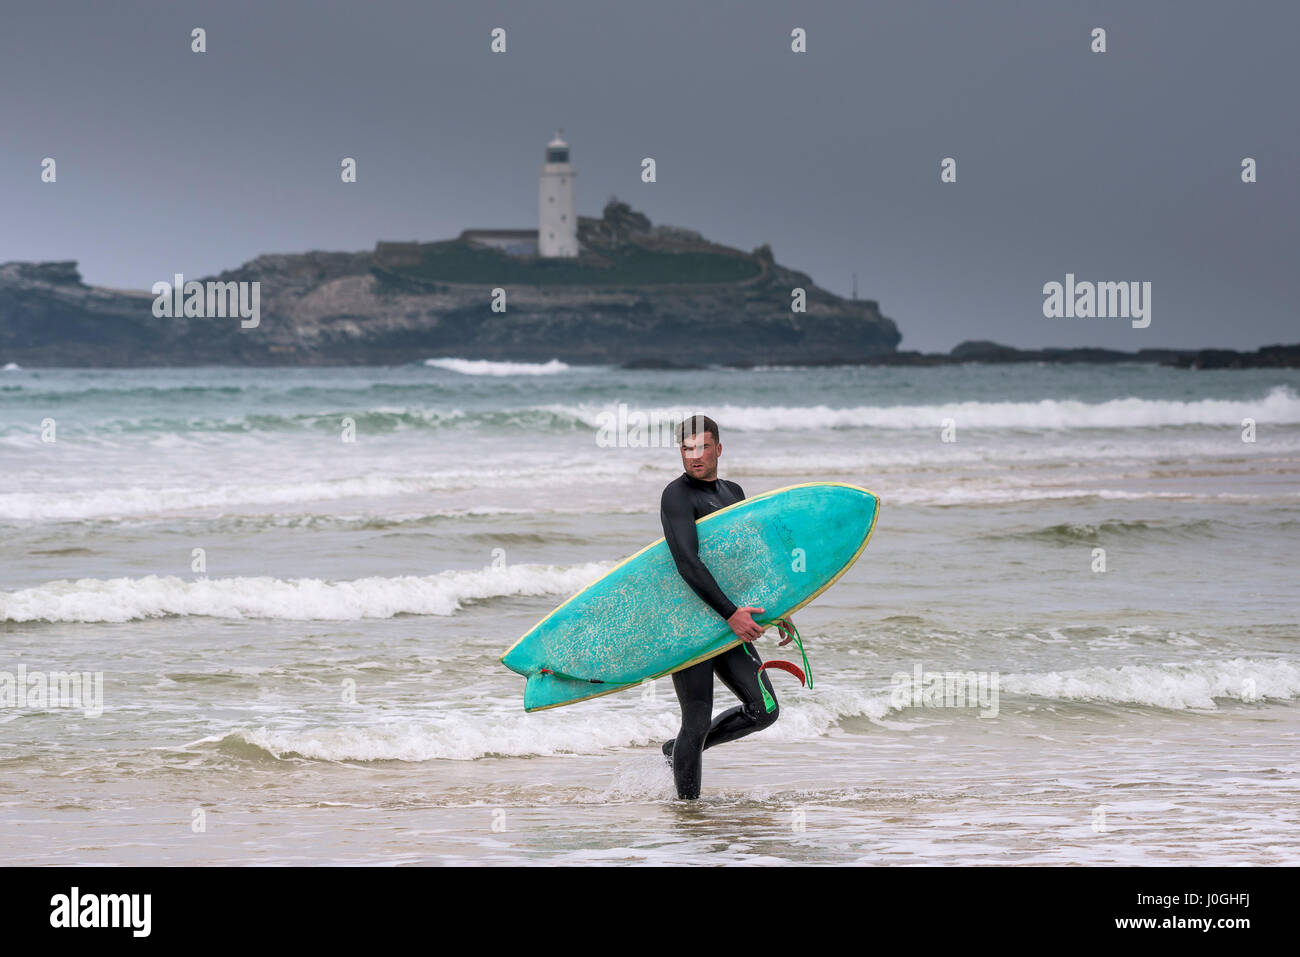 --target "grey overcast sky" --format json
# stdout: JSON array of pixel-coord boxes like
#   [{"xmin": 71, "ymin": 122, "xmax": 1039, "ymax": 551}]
[{"xmin": 1, "ymin": 0, "xmax": 1296, "ymax": 352}]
